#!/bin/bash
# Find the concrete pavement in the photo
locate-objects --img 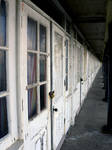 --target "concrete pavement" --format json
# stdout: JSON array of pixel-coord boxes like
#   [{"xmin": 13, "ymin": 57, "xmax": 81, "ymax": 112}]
[{"xmin": 61, "ymin": 70, "xmax": 112, "ymax": 150}]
